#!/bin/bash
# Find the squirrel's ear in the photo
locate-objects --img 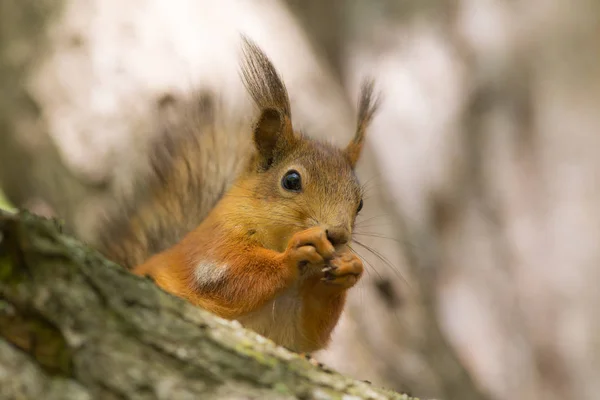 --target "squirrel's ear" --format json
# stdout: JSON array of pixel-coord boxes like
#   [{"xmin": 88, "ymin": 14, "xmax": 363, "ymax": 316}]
[
  {"xmin": 345, "ymin": 80, "xmax": 380, "ymax": 168},
  {"xmin": 240, "ymin": 36, "xmax": 297, "ymax": 169},
  {"xmin": 253, "ymin": 107, "xmax": 295, "ymax": 168}
]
